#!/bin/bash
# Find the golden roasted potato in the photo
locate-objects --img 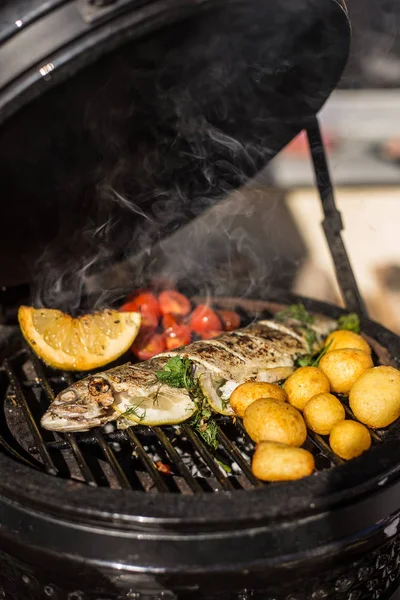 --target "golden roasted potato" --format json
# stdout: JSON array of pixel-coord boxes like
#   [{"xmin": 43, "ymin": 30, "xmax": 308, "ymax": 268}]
[
  {"xmin": 252, "ymin": 441, "xmax": 315, "ymax": 481},
  {"xmin": 329, "ymin": 420, "xmax": 371, "ymax": 460},
  {"xmin": 349, "ymin": 366, "xmax": 400, "ymax": 428},
  {"xmin": 303, "ymin": 393, "xmax": 345, "ymax": 435},
  {"xmin": 325, "ymin": 330, "xmax": 371, "ymax": 355},
  {"xmin": 230, "ymin": 381, "xmax": 287, "ymax": 417},
  {"xmin": 283, "ymin": 366, "xmax": 330, "ymax": 411},
  {"xmin": 319, "ymin": 349, "xmax": 373, "ymax": 394},
  {"xmin": 243, "ymin": 397, "xmax": 307, "ymax": 446}
]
